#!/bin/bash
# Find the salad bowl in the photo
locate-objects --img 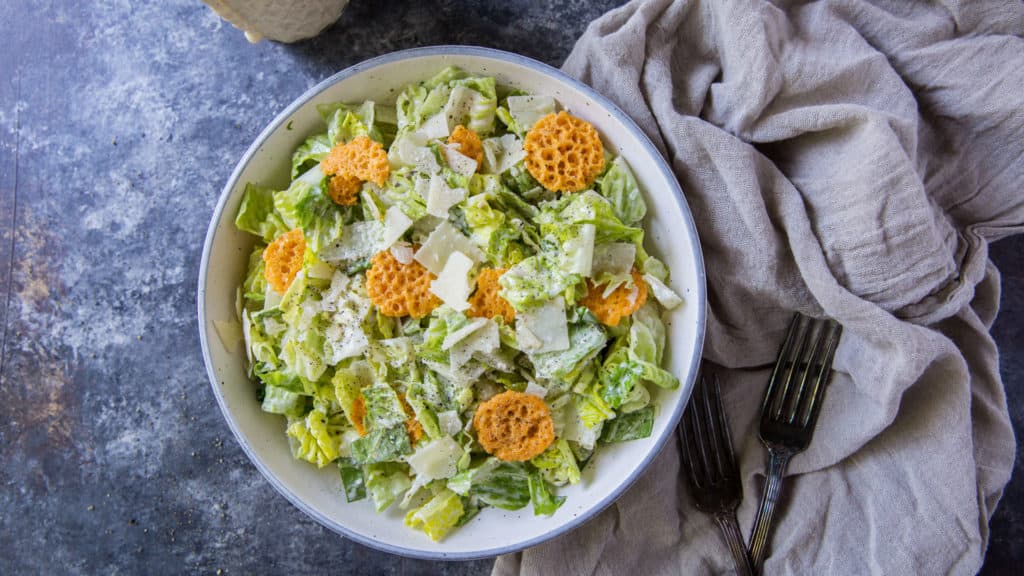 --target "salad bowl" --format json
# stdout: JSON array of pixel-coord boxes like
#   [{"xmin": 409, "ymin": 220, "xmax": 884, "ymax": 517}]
[{"xmin": 198, "ymin": 46, "xmax": 706, "ymax": 559}]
